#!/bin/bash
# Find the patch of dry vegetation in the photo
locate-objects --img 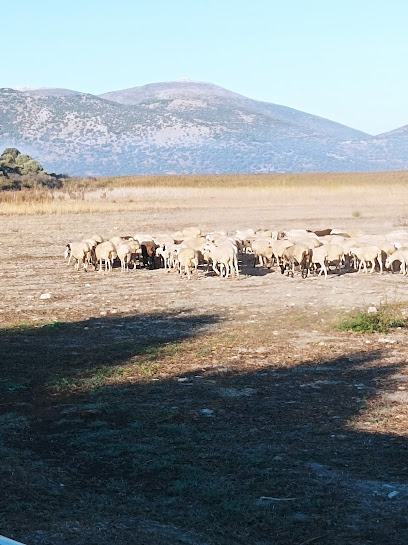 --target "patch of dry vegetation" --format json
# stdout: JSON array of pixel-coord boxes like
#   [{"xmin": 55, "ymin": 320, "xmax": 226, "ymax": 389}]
[{"xmin": 1, "ymin": 170, "xmax": 408, "ymax": 215}]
